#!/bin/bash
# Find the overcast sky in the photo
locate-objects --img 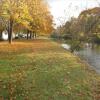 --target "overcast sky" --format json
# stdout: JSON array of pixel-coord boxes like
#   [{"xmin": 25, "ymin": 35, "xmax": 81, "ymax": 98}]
[{"xmin": 46, "ymin": 0, "xmax": 99, "ymax": 27}]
